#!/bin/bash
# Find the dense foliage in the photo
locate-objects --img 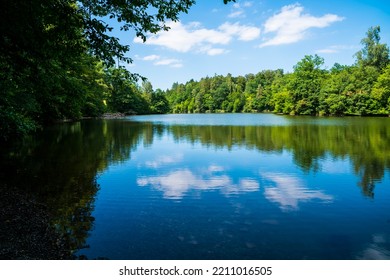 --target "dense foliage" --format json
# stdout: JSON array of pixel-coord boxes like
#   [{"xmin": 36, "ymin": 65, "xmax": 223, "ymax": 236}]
[
  {"xmin": 165, "ymin": 26, "xmax": 390, "ymax": 116},
  {"xmin": 0, "ymin": 0, "xmax": 208, "ymax": 140}
]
